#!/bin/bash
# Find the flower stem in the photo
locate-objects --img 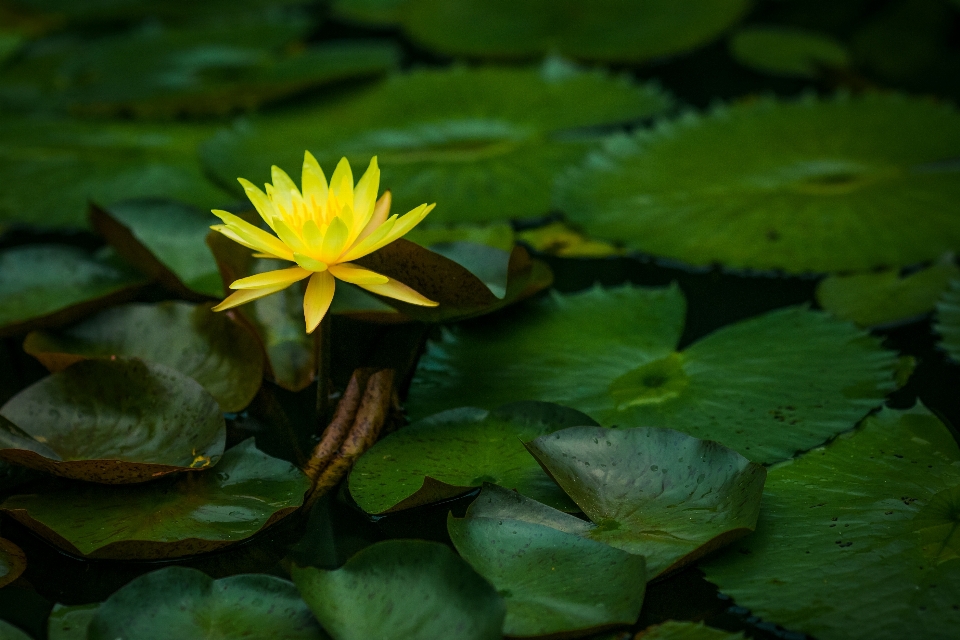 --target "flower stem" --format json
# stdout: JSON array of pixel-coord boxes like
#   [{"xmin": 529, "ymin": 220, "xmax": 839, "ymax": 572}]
[{"xmin": 315, "ymin": 314, "xmax": 332, "ymax": 426}]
